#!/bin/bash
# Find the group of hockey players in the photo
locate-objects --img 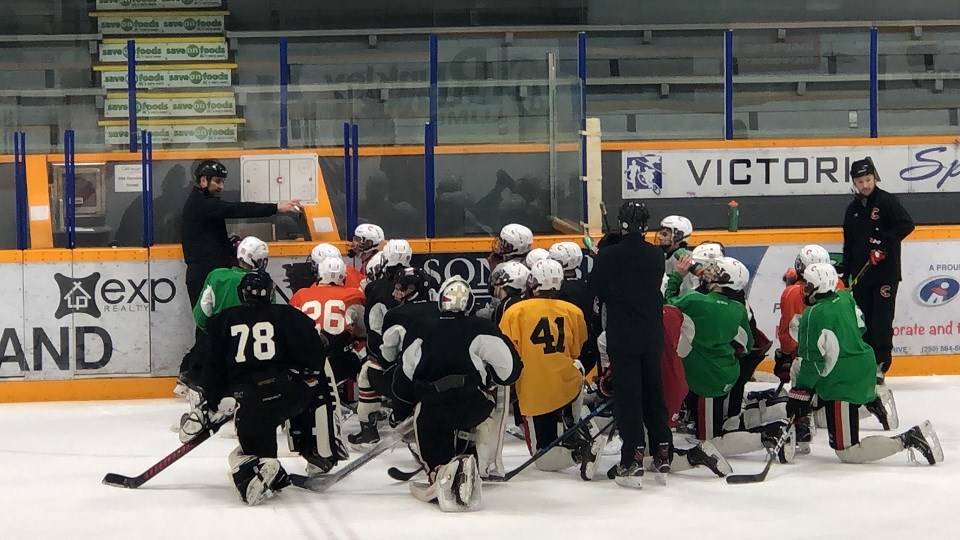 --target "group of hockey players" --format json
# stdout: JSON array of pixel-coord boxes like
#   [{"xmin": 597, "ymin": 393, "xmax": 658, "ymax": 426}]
[{"xmin": 175, "ymin": 170, "xmax": 943, "ymax": 510}]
